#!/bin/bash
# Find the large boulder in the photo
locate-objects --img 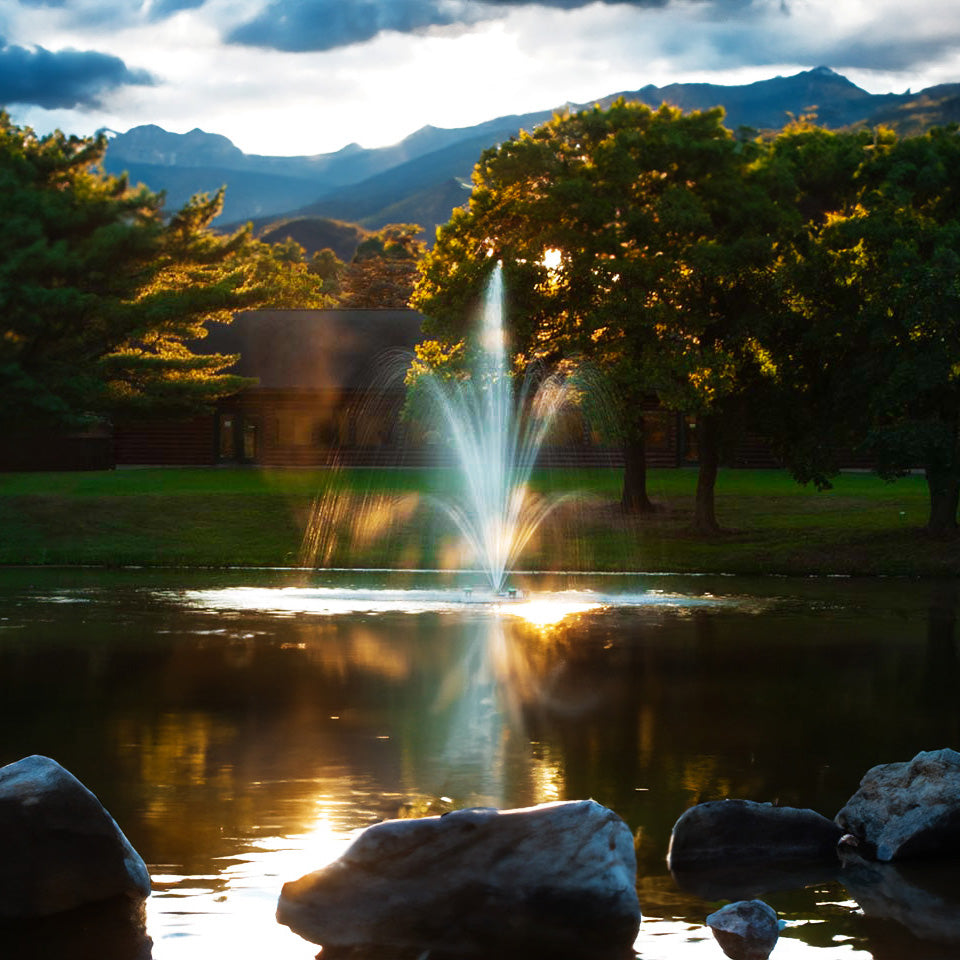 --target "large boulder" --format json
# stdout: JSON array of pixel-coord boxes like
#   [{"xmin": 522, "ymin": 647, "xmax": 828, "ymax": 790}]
[
  {"xmin": 277, "ymin": 799, "xmax": 641, "ymax": 958},
  {"xmin": 836, "ymin": 748, "xmax": 960, "ymax": 861},
  {"xmin": 706, "ymin": 900, "xmax": 781, "ymax": 960},
  {"xmin": 0, "ymin": 755, "xmax": 151, "ymax": 920},
  {"xmin": 667, "ymin": 799, "xmax": 842, "ymax": 870}
]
